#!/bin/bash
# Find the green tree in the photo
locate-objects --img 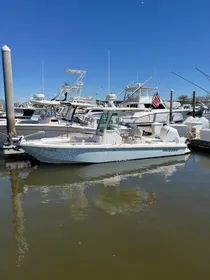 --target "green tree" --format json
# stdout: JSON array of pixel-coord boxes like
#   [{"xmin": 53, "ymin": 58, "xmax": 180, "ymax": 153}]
[{"xmin": 177, "ymin": 95, "xmax": 191, "ymax": 104}]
